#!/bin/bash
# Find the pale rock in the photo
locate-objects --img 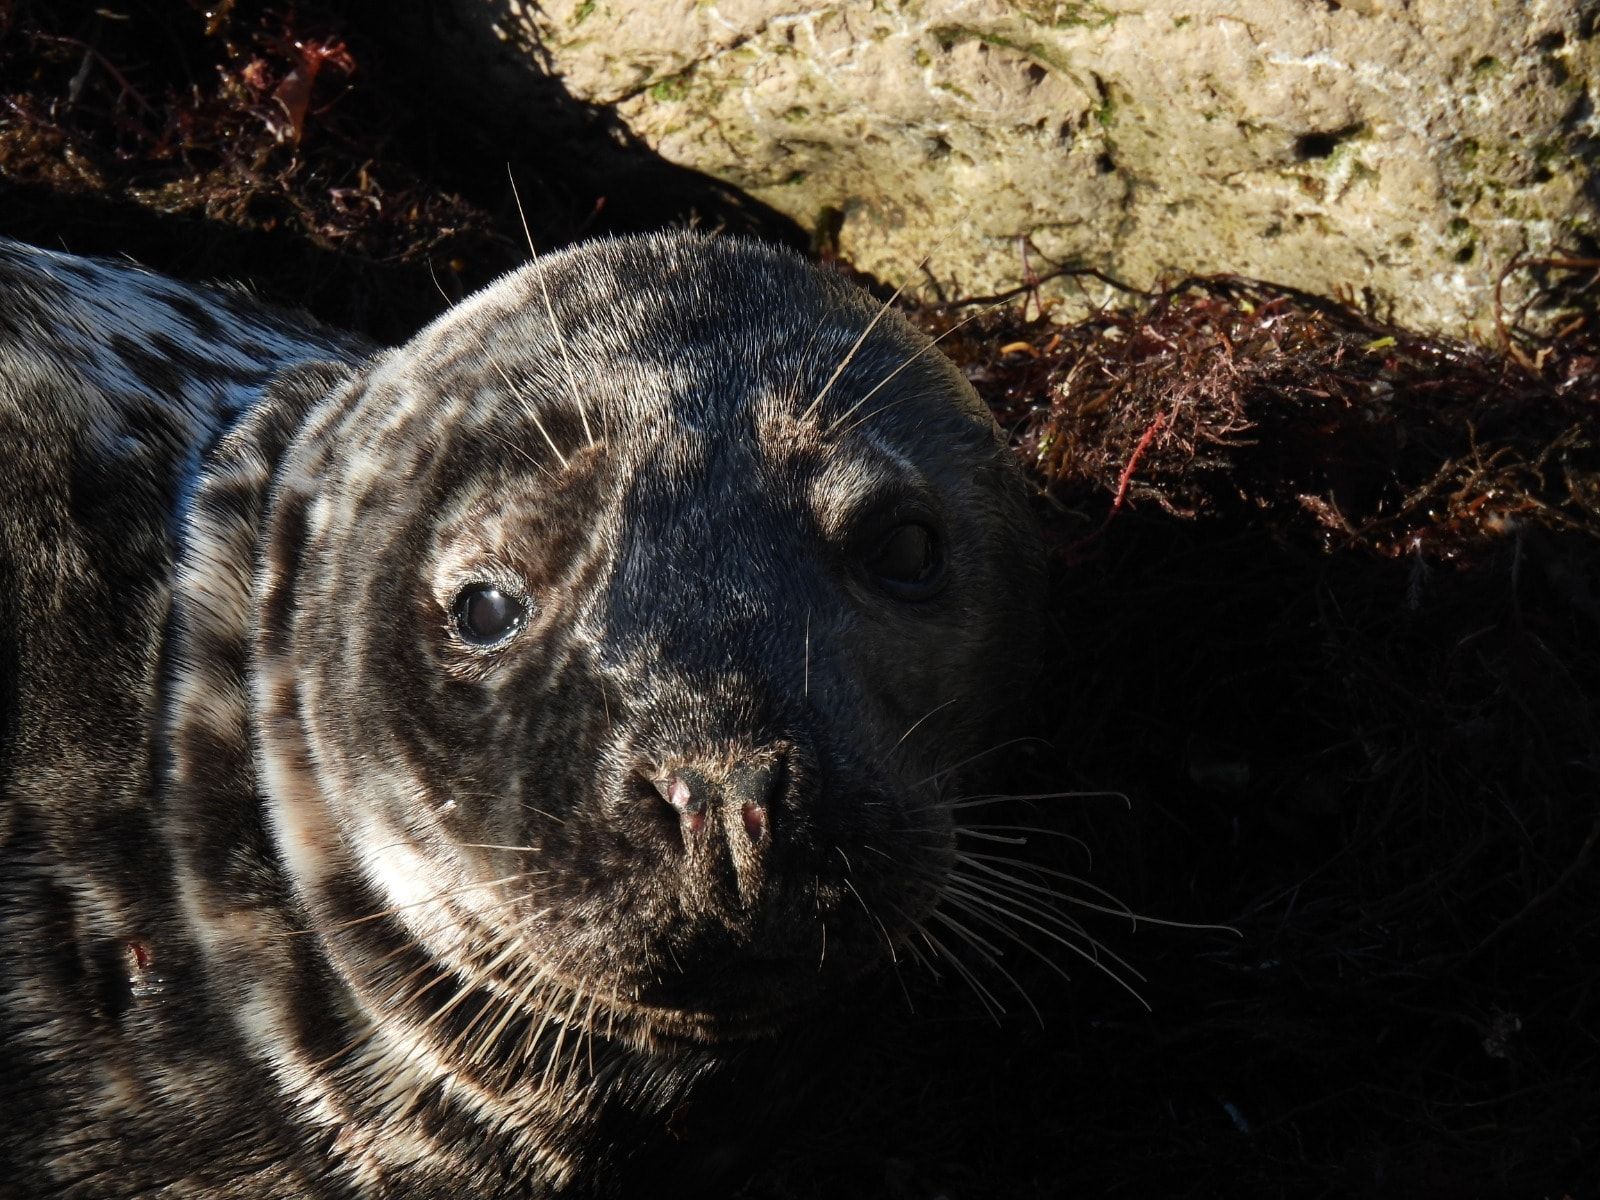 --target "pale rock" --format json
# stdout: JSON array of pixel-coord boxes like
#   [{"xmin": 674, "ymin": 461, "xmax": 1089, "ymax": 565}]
[{"xmin": 453, "ymin": 0, "xmax": 1597, "ymax": 336}]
